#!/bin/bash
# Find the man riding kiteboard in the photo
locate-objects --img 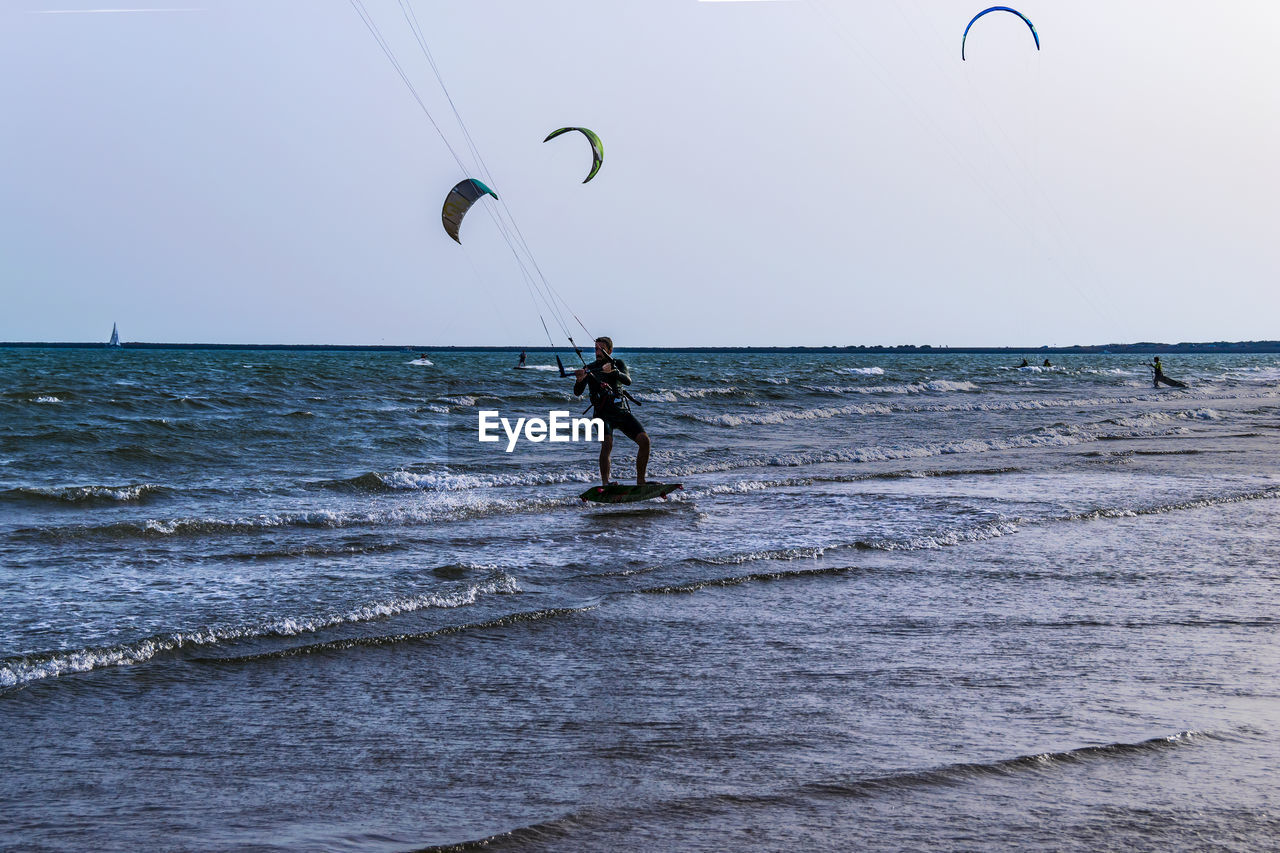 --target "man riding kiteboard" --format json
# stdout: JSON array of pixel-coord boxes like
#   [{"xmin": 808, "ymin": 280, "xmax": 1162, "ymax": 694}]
[{"xmin": 574, "ymin": 336, "xmax": 650, "ymax": 486}]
